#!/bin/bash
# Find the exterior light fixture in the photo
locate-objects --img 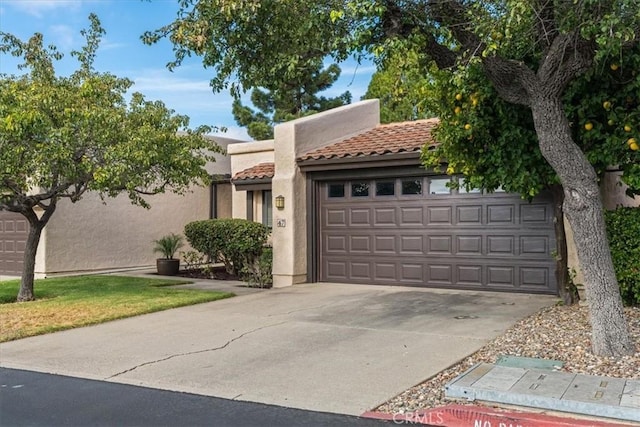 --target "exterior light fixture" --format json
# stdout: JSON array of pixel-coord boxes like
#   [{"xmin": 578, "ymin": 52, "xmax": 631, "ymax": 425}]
[{"xmin": 275, "ymin": 195, "xmax": 285, "ymax": 210}]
